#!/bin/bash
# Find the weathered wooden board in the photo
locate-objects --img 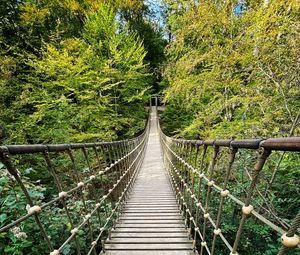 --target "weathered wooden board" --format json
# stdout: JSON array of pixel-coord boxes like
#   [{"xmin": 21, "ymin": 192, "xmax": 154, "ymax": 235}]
[{"xmin": 103, "ymin": 108, "xmax": 195, "ymax": 255}]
